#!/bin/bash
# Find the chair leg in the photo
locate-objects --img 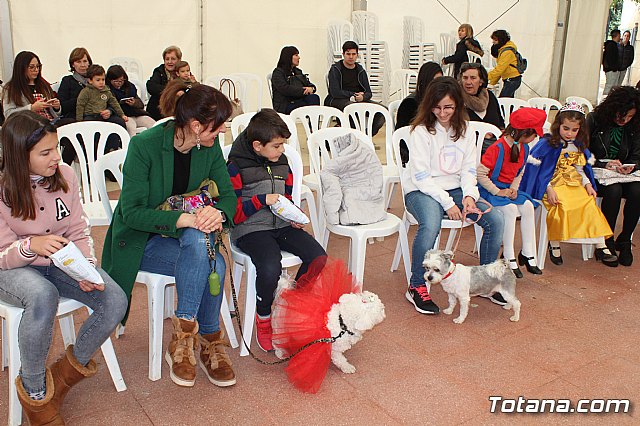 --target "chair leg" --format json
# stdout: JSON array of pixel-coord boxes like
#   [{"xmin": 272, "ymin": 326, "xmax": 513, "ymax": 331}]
[
  {"xmin": 2, "ymin": 318, "xmax": 7, "ymax": 369},
  {"xmin": 397, "ymin": 225, "xmax": 412, "ymax": 285},
  {"xmin": 302, "ymin": 192, "xmax": 321, "ymax": 244},
  {"xmin": 163, "ymin": 286, "xmax": 175, "ymax": 319},
  {"xmin": 352, "ymin": 238, "xmax": 368, "ymax": 284},
  {"xmin": 444, "ymin": 229, "xmax": 457, "ymax": 251},
  {"xmin": 219, "ymin": 287, "xmax": 238, "ymax": 348},
  {"xmin": 473, "ymin": 224, "xmax": 483, "ymax": 259},
  {"xmin": 7, "ymin": 312, "xmax": 23, "ymax": 426},
  {"xmin": 240, "ymin": 265, "xmax": 257, "ymax": 357},
  {"xmin": 147, "ymin": 282, "xmax": 166, "ymax": 381},
  {"xmin": 58, "ymin": 313, "xmax": 76, "ymax": 348},
  {"xmin": 385, "ymin": 182, "xmax": 397, "ymax": 210},
  {"xmin": 82, "ymin": 308, "xmax": 127, "ymax": 392},
  {"xmin": 390, "ymin": 236, "xmax": 402, "ymax": 272}
]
